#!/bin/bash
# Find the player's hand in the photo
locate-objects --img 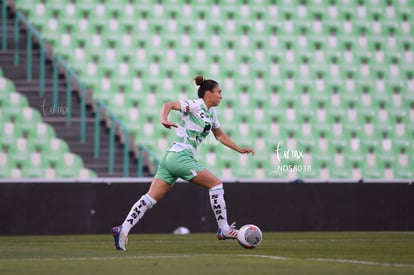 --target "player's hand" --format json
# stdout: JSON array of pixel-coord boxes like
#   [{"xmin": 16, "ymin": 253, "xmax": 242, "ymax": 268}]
[
  {"xmin": 161, "ymin": 120, "xmax": 178, "ymax": 129},
  {"xmin": 239, "ymin": 147, "xmax": 255, "ymax": 155}
]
